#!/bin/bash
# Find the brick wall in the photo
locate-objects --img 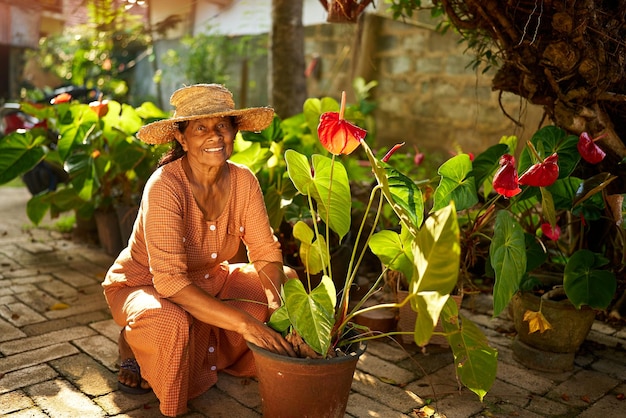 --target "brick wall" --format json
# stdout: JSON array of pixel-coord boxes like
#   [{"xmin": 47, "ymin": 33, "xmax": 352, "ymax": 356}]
[{"xmin": 303, "ymin": 12, "xmax": 544, "ymax": 155}]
